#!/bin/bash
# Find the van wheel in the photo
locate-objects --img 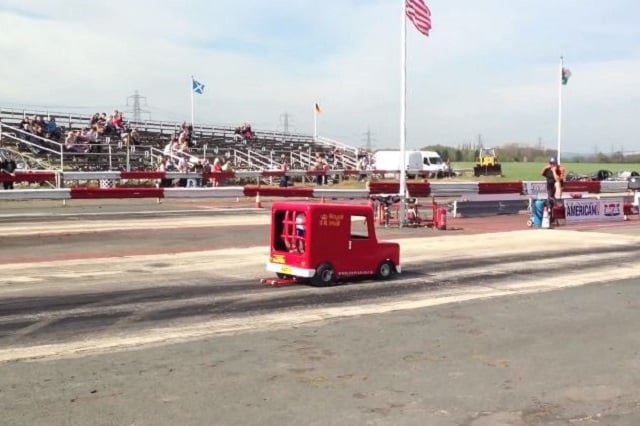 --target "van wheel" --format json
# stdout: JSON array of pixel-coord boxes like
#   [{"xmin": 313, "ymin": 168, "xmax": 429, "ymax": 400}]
[
  {"xmin": 312, "ymin": 263, "xmax": 335, "ymax": 287},
  {"xmin": 376, "ymin": 261, "xmax": 395, "ymax": 280}
]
